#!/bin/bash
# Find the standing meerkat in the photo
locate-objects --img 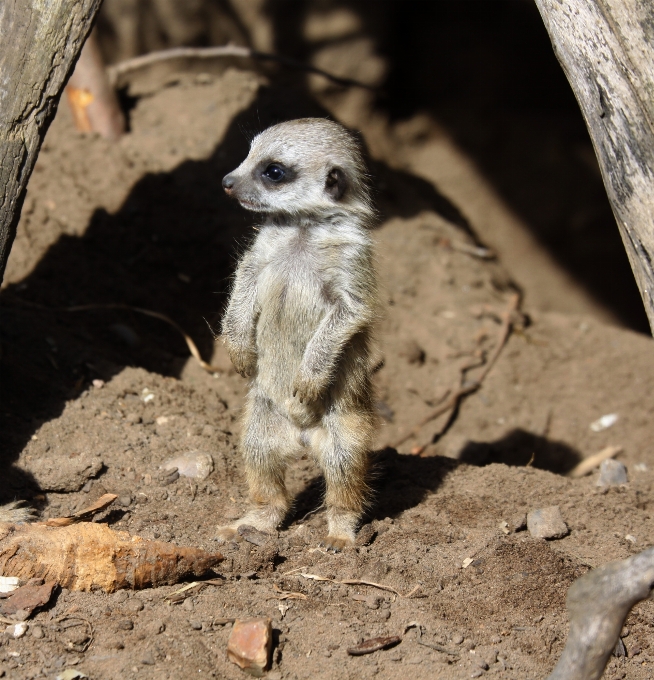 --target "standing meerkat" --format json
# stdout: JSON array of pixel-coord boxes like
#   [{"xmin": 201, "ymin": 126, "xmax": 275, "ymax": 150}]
[{"xmin": 218, "ymin": 118, "xmax": 379, "ymax": 550}]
